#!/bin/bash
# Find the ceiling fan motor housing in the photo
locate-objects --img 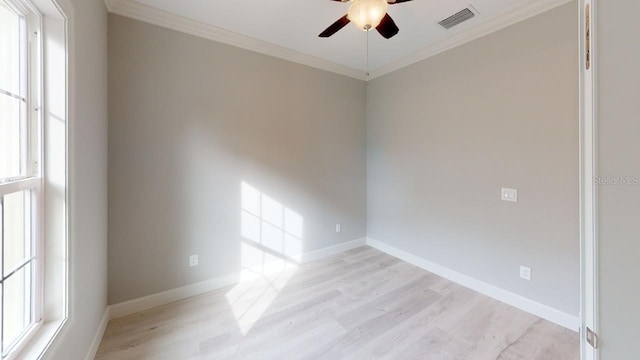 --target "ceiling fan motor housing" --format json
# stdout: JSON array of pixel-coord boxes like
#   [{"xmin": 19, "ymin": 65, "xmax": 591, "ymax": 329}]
[{"xmin": 347, "ymin": 0, "xmax": 389, "ymax": 30}]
